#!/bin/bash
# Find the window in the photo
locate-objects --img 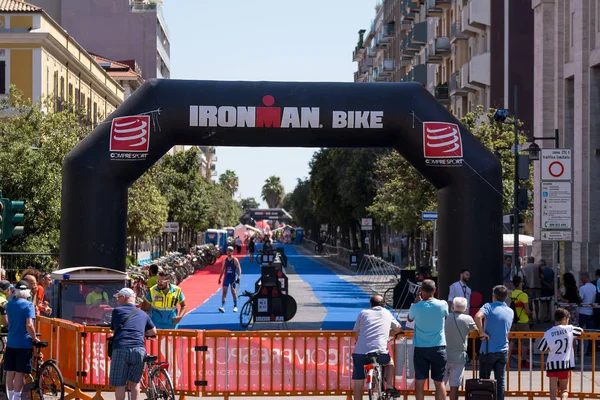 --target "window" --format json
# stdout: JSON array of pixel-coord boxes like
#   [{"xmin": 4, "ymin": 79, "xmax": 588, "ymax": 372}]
[
  {"xmin": 60, "ymin": 77, "xmax": 64, "ymax": 101},
  {"xmin": 75, "ymin": 88, "xmax": 79, "ymax": 109},
  {"xmin": 0, "ymin": 61, "xmax": 6, "ymax": 95},
  {"xmin": 93, "ymin": 102, "xmax": 97, "ymax": 126},
  {"xmin": 87, "ymin": 97, "xmax": 91, "ymax": 120},
  {"xmin": 53, "ymin": 71, "xmax": 59, "ymax": 111},
  {"xmin": 571, "ymin": 12, "xmax": 575, "ymax": 47}
]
